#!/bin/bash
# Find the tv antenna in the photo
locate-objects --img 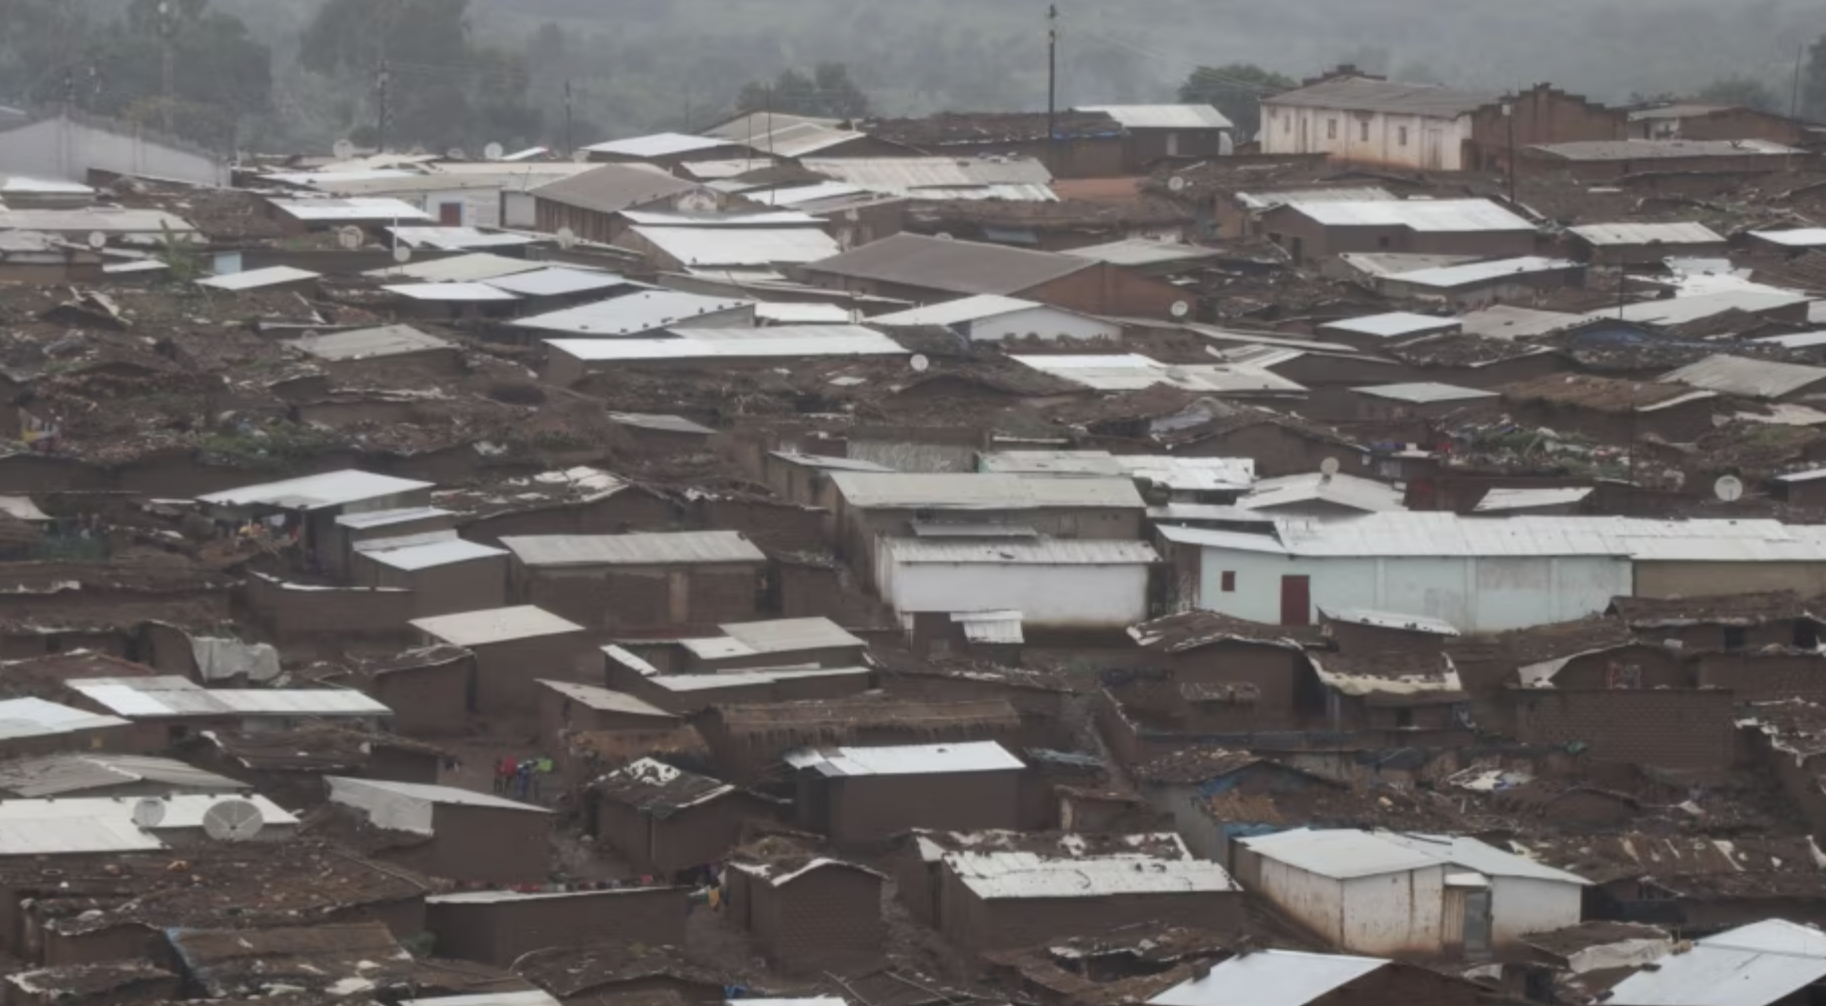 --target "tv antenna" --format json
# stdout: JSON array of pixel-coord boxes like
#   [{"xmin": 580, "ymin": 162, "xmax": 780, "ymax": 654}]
[{"xmin": 201, "ymin": 799, "xmax": 265, "ymax": 842}]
